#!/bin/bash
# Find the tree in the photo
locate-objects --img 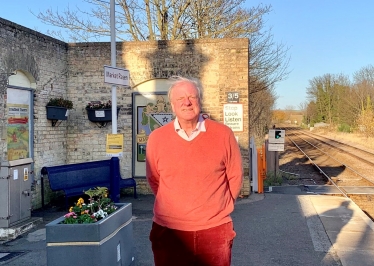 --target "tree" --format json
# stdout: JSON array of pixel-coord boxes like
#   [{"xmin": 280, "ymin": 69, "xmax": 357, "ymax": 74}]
[
  {"xmin": 356, "ymin": 96, "xmax": 374, "ymax": 137},
  {"xmin": 272, "ymin": 109, "xmax": 286, "ymax": 123},
  {"xmin": 34, "ymin": 0, "xmax": 268, "ymax": 42},
  {"xmin": 34, "ymin": 0, "xmax": 290, "ymax": 137},
  {"xmin": 351, "ymin": 65, "xmax": 374, "ymax": 116},
  {"xmin": 306, "ymin": 73, "xmax": 351, "ymax": 125},
  {"xmin": 249, "ymin": 82, "xmax": 276, "ymax": 137}
]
